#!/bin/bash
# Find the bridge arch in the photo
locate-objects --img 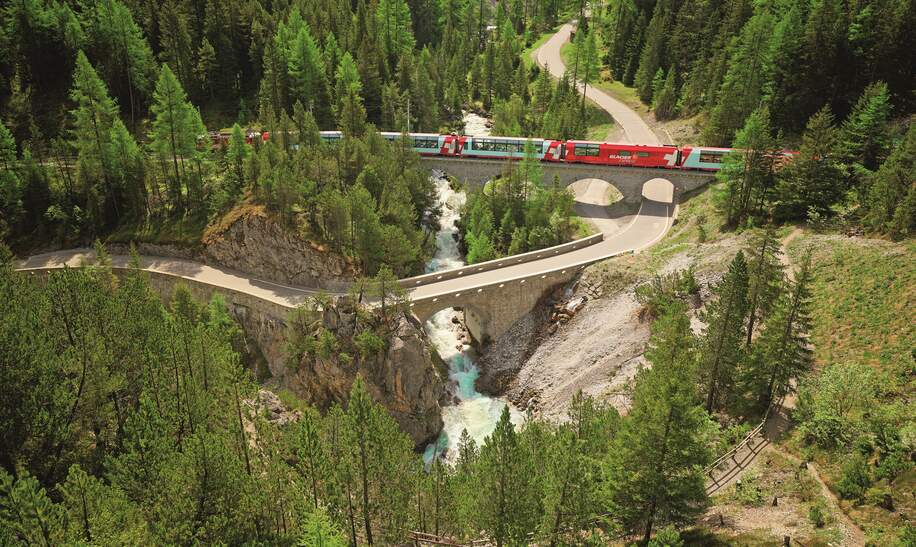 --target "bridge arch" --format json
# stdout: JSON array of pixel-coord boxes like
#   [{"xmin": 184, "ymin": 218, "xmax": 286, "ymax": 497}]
[{"xmin": 413, "ymin": 300, "xmax": 493, "ymax": 346}]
